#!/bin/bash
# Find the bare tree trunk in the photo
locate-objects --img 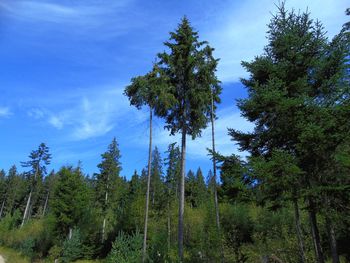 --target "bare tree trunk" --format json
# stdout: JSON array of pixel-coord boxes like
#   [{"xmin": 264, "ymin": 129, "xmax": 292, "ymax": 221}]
[
  {"xmin": 308, "ymin": 198, "xmax": 324, "ymax": 263},
  {"xmin": 293, "ymin": 198, "xmax": 306, "ymax": 263},
  {"xmin": 69, "ymin": 227, "xmax": 73, "ymax": 240},
  {"xmin": 178, "ymin": 124, "xmax": 186, "ymax": 262},
  {"xmin": 0, "ymin": 199, "xmax": 5, "ymax": 219},
  {"xmin": 142, "ymin": 108, "xmax": 153, "ymax": 263},
  {"xmin": 42, "ymin": 191, "xmax": 49, "ymax": 217},
  {"xmin": 22, "ymin": 164, "xmax": 39, "ymax": 227},
  {"xmin": 102, "ymin": 184, "xmax": 109, "ymax": 242},
  {"xmin": 102, "ymin": 218, "xmax": 107, "ymax": 242},
  {"xmin": 21, "ymin": 190, "xmax": 32, "ymax": 227},
  {"xmin": 210, "ymin": 91, "xmax": 225, "ymax": 262},
  {"xmin": 167, "ymin": 199, "xmax": 171, "ymax": 254}
]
